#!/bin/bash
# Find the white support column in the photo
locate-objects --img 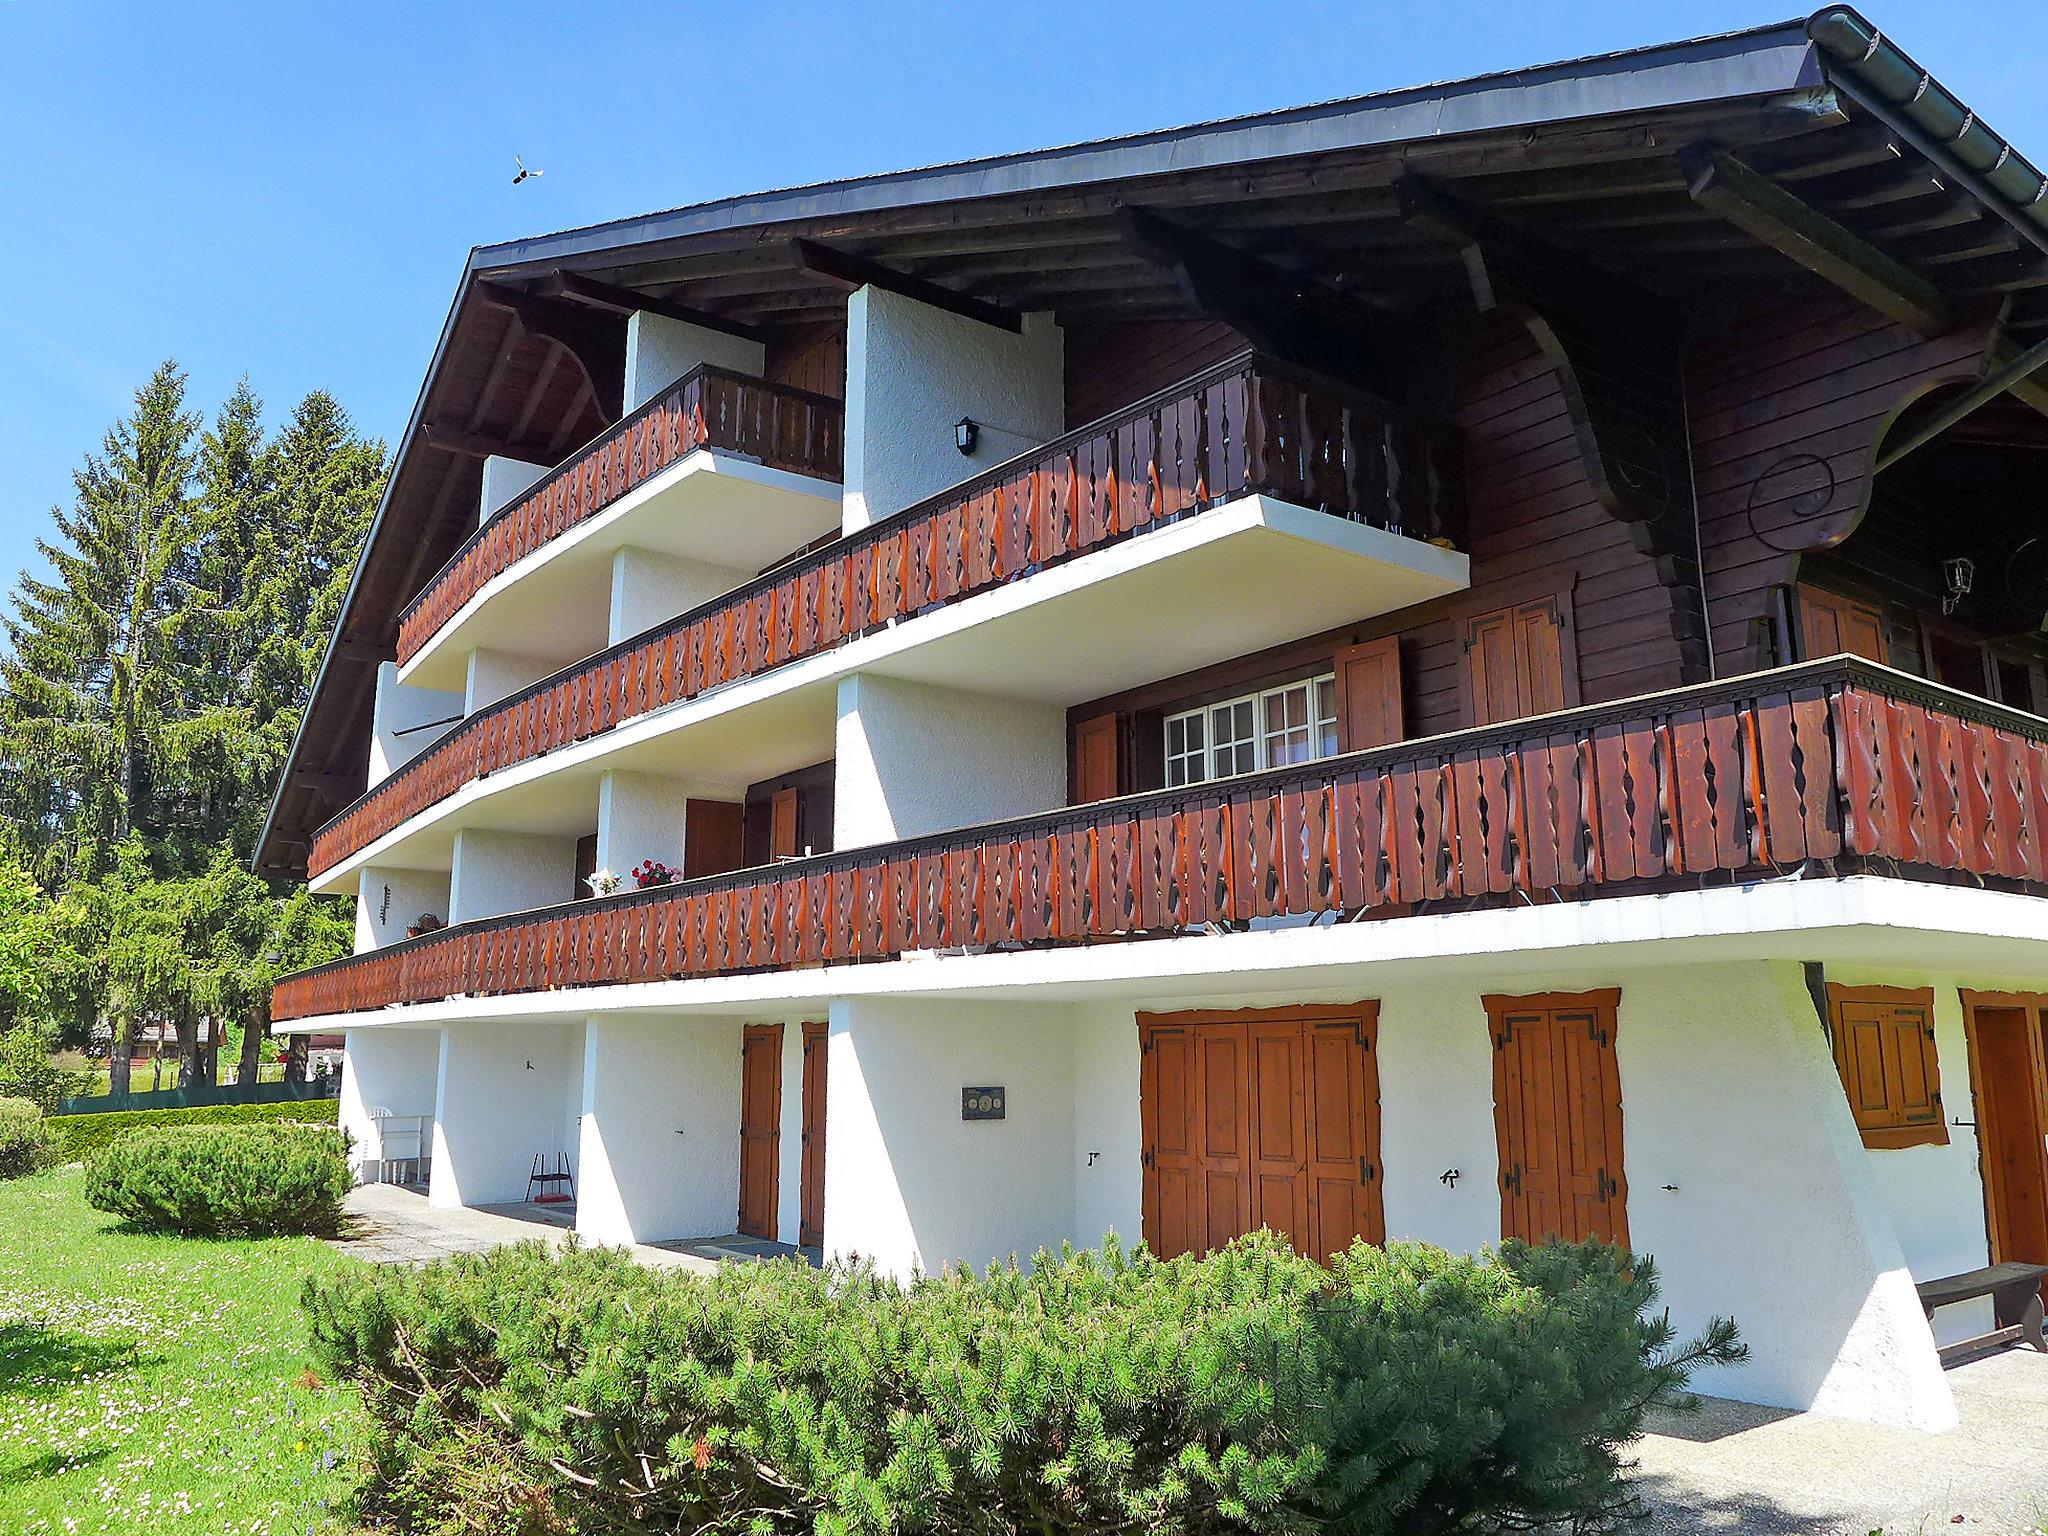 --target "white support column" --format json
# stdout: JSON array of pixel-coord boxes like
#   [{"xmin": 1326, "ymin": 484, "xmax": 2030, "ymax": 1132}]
[
  {"xmin": 447, "ymin": 828, "xmax": 578, "ymax": 925},
  {"xmin": 607, "ymin": 547, "xmax": 749, "ymax": 647},
  {"xmin": 337, "ymin": 1027, "xmax": 441, "ymax": 1183},
  {"xmin": 354, "ymin": 866, "xmax": 452, "ymax": 954},
  {"xmin": 480, "ymin": 454, "xmax": 551, "ymax": 526},
  {"xmin": 576, "ymin": 1015, "xmax": 745, "ymax": 1245},
  {"xmin": 430, "ymin": 1021, "xmax": 585, "ymax": 1208},
  {"xmin": 464, "ymin": 648, "xmax": 558, "ymax": 715},
  {"xmin": 834, "ymin": 673, "xmax": 1066, "ymax": 848},
  {"xmin": 596, "ymin": 770, "xmax": 688, "ymax": 879},
  {"xmin": 842, "ymin": 288, "xmax": 1063, "ymax": 533},
  {"xmin": 368, "ymin": 661, "xmax": 463, "ymax": 788},
  {"xmin": 823, "ymin": 996, "xmax": 1078, "ymax": 1277},
  {"xmin": 624, "ymin": 312, "xmax": 766, "ymax": 412}
]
